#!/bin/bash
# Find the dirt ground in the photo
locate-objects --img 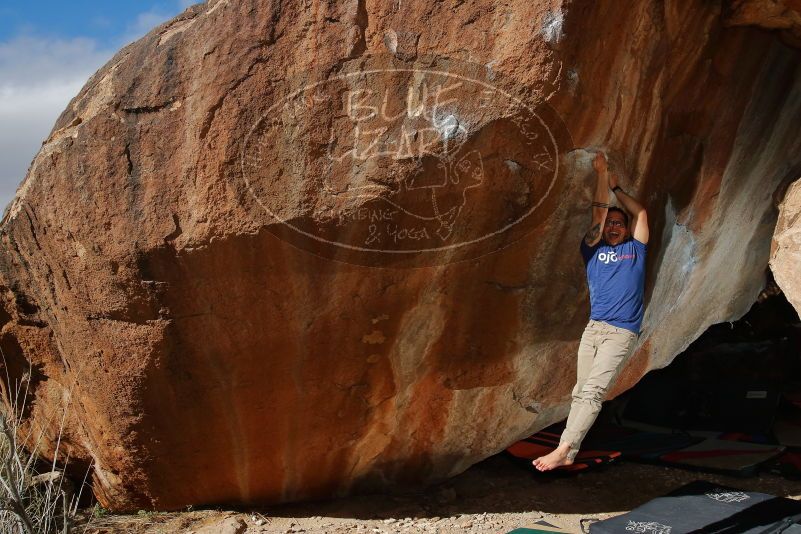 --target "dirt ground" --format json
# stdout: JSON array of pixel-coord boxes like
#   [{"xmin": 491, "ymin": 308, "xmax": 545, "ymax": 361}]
[{"xmin": 78, "ymin": 454, "xmax": 801, "ymax": 534}]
